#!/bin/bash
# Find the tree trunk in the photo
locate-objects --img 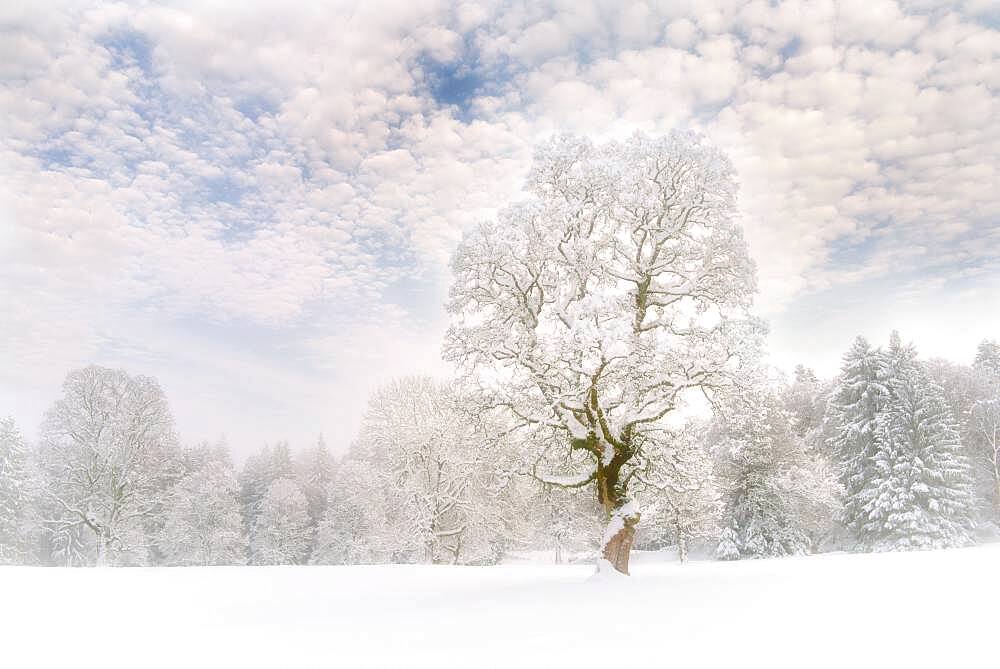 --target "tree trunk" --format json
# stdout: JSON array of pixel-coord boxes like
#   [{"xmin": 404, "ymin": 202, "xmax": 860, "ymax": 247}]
[
  {"xmin": 95, "ymin": 530, "xmax": 109, "ymax": 567},
  {"xmin": 601, "ymin": 511, "xmax": 639, "ymax": 575},
  {"xmin": 673, "ymin": 517, "xmax": 688, "ymax": 564},
  {"xmin": 594, "ymin": 450, "xmax": 640, "ymax": 575}
]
